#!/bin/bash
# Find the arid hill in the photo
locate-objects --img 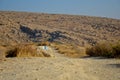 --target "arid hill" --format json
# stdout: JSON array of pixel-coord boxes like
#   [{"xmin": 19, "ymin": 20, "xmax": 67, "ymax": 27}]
[
  {"xmin": 0, "ymin": 11, "xmax": 120, "ymax": 46},
  {"xmin": 0, "ymin": 11, "xmax": 120, "ymax": 80}
]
